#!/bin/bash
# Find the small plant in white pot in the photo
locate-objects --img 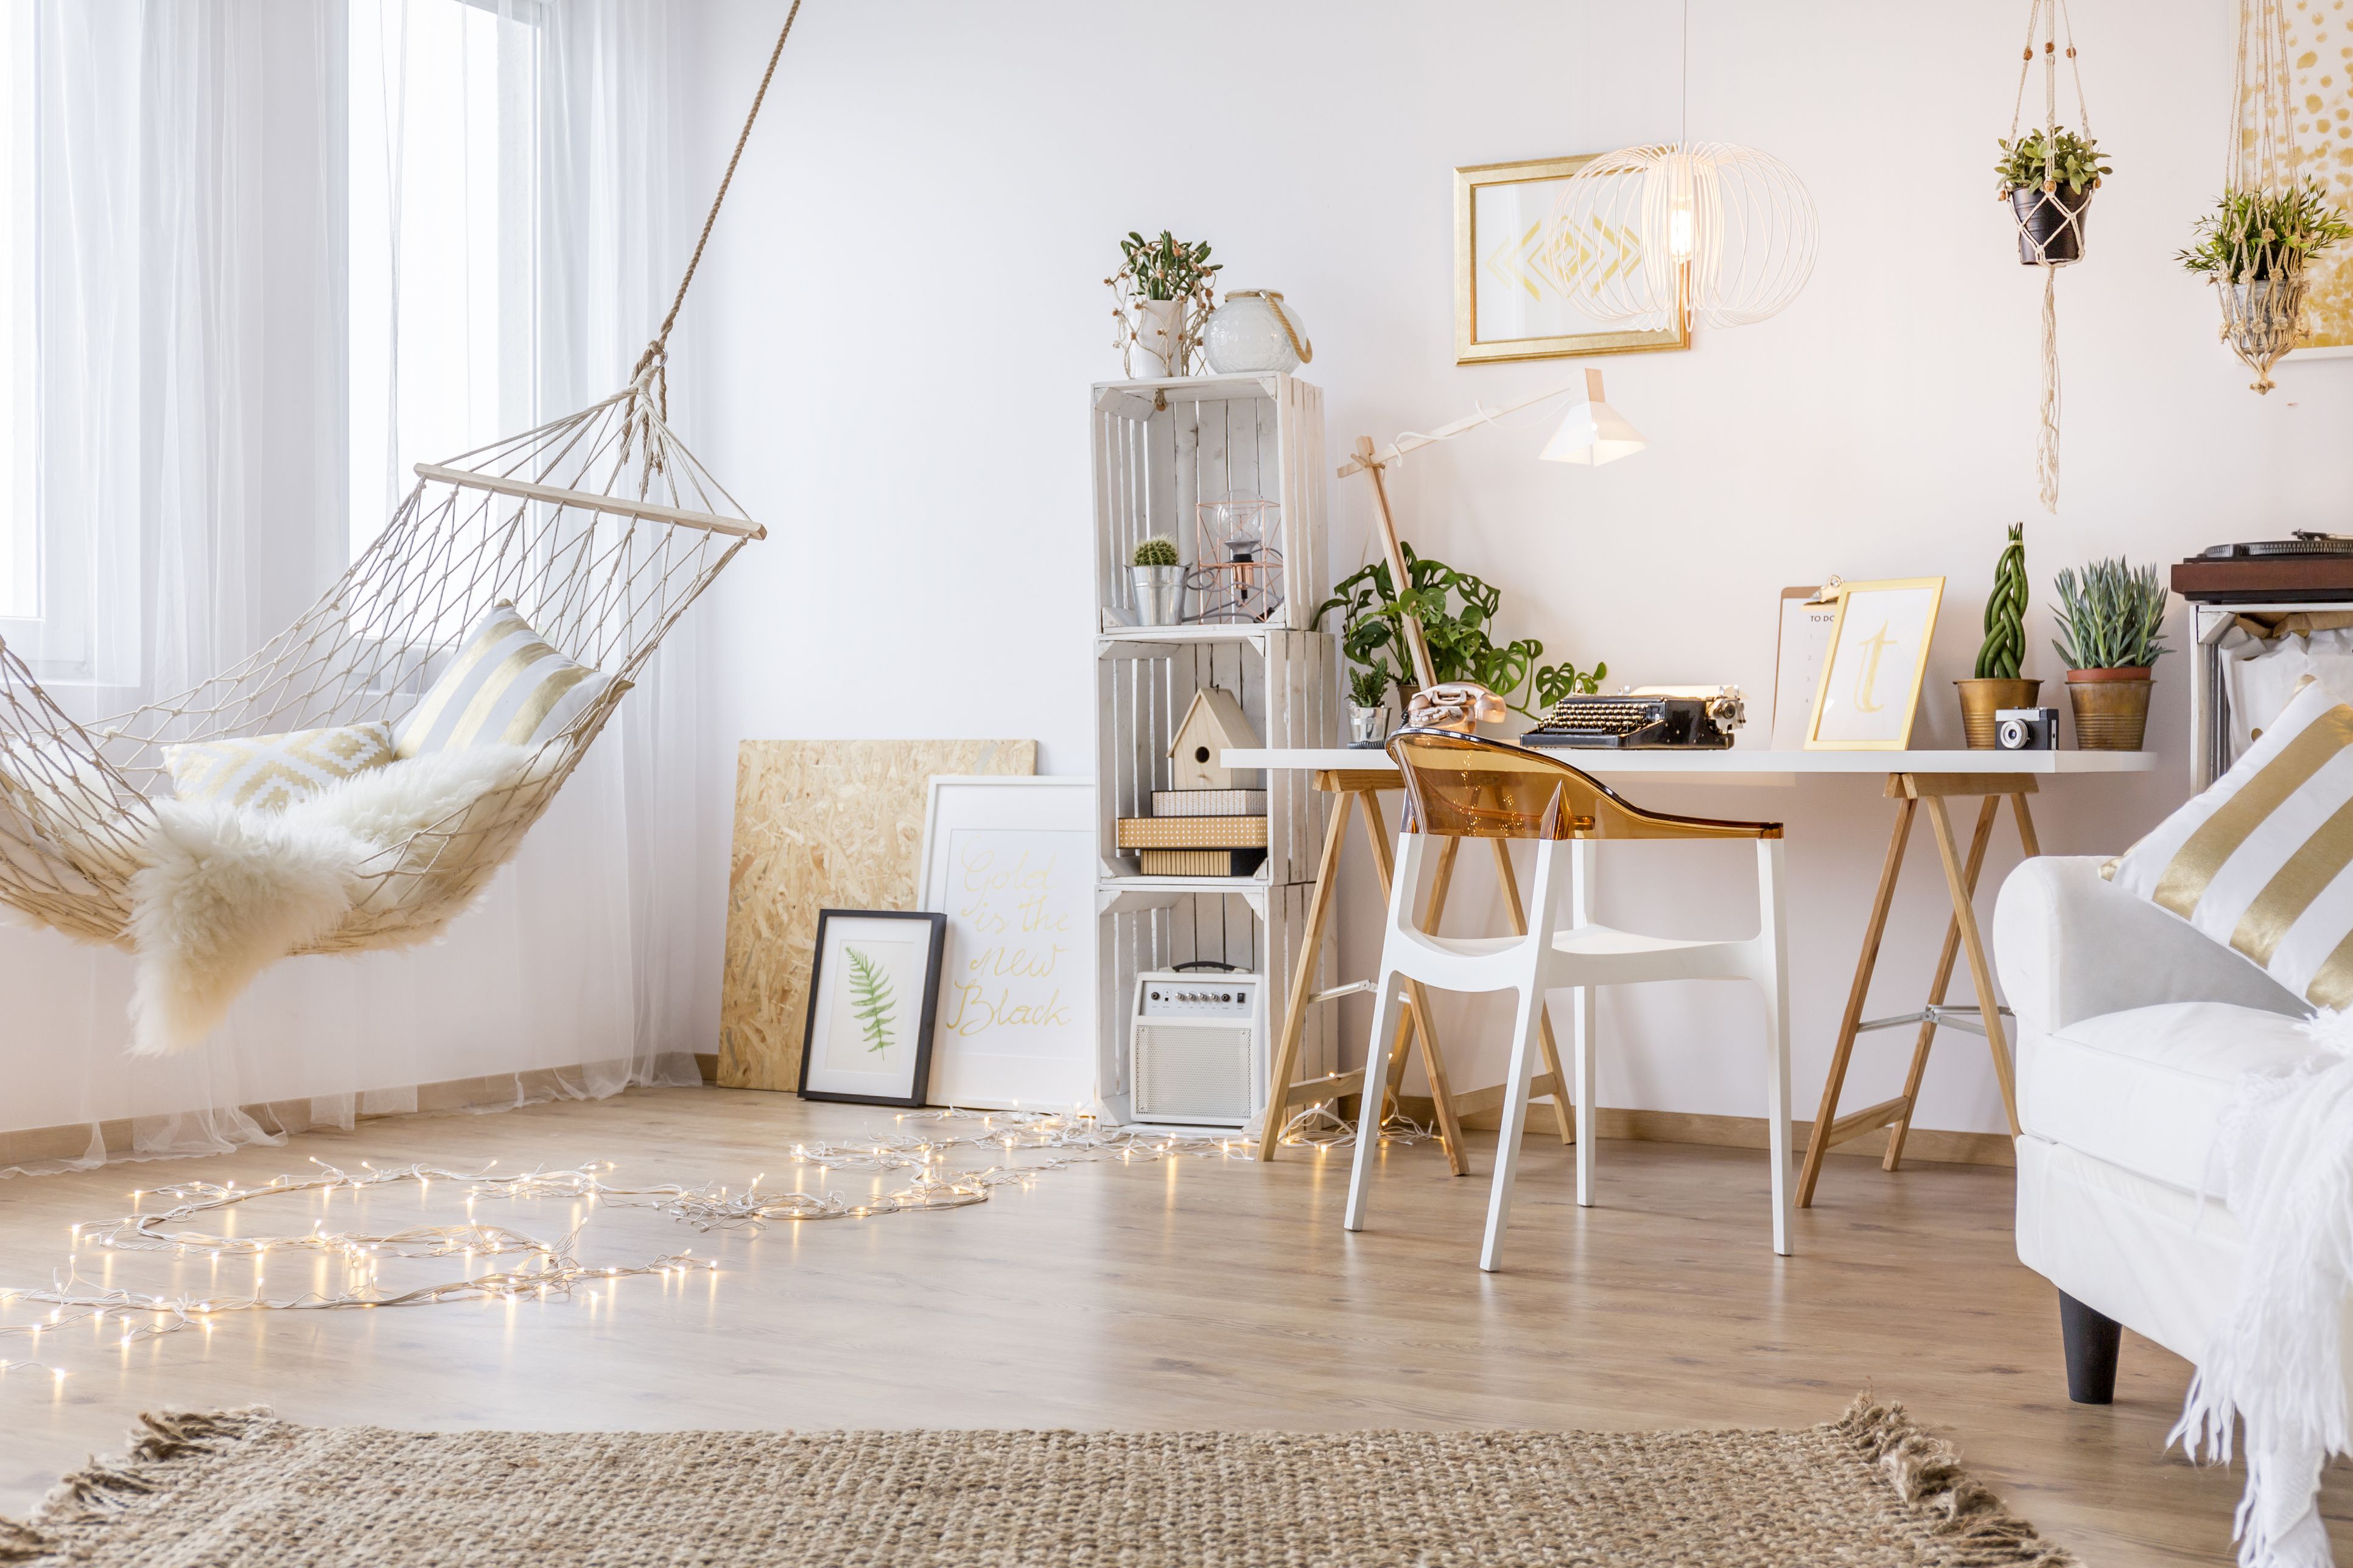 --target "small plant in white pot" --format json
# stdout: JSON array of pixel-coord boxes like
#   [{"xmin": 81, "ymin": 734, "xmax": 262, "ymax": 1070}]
[
  {"xmin": 1109, "ymin": 231, "xmax": 1219, "ymax": 379},
  {"xmin": 1129, "ymin": 535, "xmax": 1185, "ymax": 627},
  {"xmin": 2051, "ymin": 558, "xmax": 2169, "ymax": 751}
]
